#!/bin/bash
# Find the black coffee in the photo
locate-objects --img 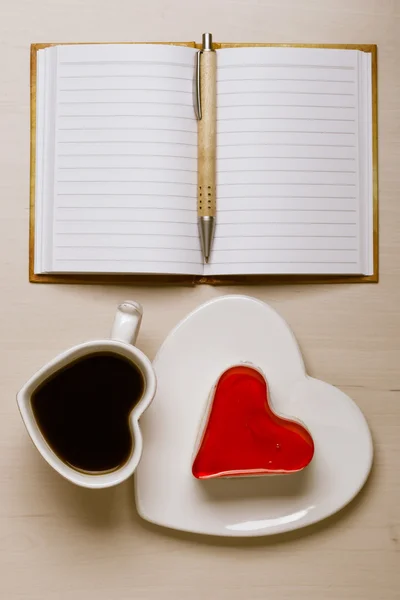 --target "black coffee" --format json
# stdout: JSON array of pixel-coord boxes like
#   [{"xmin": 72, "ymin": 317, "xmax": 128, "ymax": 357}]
[{"xmin": 31, "ymin": 352, "xmax": 145, "ymax": 474}]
